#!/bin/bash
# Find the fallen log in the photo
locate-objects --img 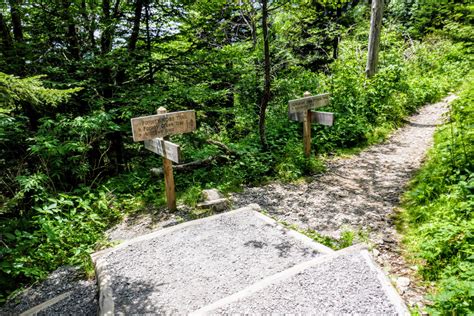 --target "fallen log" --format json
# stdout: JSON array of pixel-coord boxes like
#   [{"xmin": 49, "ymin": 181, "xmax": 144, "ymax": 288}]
[{"xmin": 150, "ymin": 155, "xmax": 229, "ymax": 176}]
